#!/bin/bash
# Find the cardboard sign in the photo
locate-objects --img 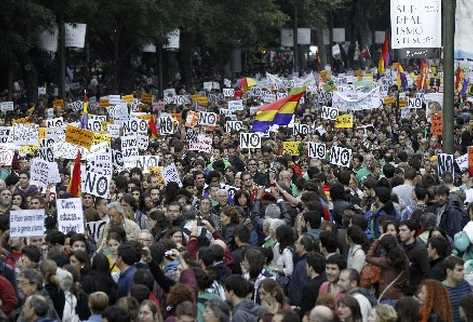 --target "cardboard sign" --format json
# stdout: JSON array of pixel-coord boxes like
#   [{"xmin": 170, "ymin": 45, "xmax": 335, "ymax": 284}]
[
  {"xmin": 189, "ymin": 134, "xmax": 212, "ymax": 153},
  {"xmin": 0, "ymin": 127, "xmax": 13, "ymax": 145},
  {"xmin": 225, "ymin": 121, "xmax": 243, "ymax": 133},
  {"xmin": 321, "ymin": 106, "xmax": 339, "ymax": 120},
  {"xmin": 46, "ymin": 117, "xmax": 63, "ymax": 128},
  {"xmin": 86, "ymin": 220, "xmax": 107, "ymax": 243},
  {"xmin": 0, "ymin": 101, "xmax": 14, "ymax": 112},
  {"xmin": 10, "ymin": 209, "xmax": 45, "ymax": 238},
  {"xmin": 57, "ymin": 198, "xmax": 85, "ymax": 234},
  {"xmin": 13, "ymin": 124, "xmax": 39, "ymax": 146},
  {"xmin": 391, "ymin": 0, "xmax": 442, "ymax": 49},
  {"xmin": 228, "ymin": 100, "xmax": 244, "ymax": 111},
  {"xmin": 65, "ymin": 125, "xmax": 94, "ymax": 149},
  {"xmin": 335, "ymin": 114, "xmax": 353, "ymax": 129},
  {"xmin": 438, "ymin": 153, "xmax": 455, "ymax": 177},
  {"xmin": 282, "ymin": 141, "xmax": 301, "ymax": 156},
  {"xmin": 240, "ymin": 133, "xmax": 261, "ymax": 149},
  {"xmin": 159, "ymin": 113, "xmax": 174, "ymax": 135},
  {"xmin": 162, "ymin": 163, "xmax": 182, "ymax": 187},
  {"xmin": 308, "ymin": 142, "xmax": 327, "ymax": 160},
  {"xmin": 431, "ymin": 113, "xmax": 443, "ymax": 136},
  {"xmin": 198, "ymin": 112, "xmax": 218, "ymax": 127},
  {"xmin": 223, "ymin": 88, "xmax": 235, "ymax": 97},
  {"xmin": 329, "ymin": 146, "xmax": 352, "ymax": 168}
]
